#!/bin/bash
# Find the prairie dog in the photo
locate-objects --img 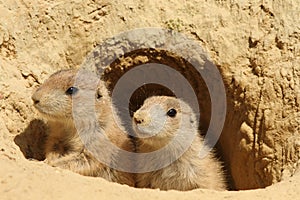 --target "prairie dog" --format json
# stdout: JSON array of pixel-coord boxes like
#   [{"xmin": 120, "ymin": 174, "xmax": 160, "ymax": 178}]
[
  {"xmin": 31, "ymin": 69, "xmax": 134, "ymax": 186},
  {"xmin": 132, "ymin": 96, "xmax": 226, "ymax": 191}
]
